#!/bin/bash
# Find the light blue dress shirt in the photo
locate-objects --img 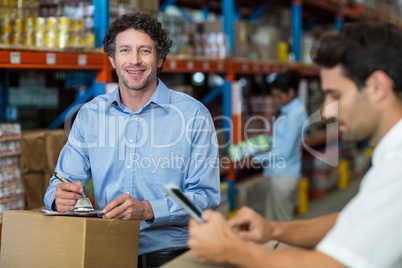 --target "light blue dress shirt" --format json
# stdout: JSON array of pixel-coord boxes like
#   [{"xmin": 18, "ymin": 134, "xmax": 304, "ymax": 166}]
[
  {"xmin": 253, "ymin": 98, "xmax": 308, "ymax": 179},
  {"xmin": 44, "ymin": 79, "xmax": 220, "ymax": 255}
]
